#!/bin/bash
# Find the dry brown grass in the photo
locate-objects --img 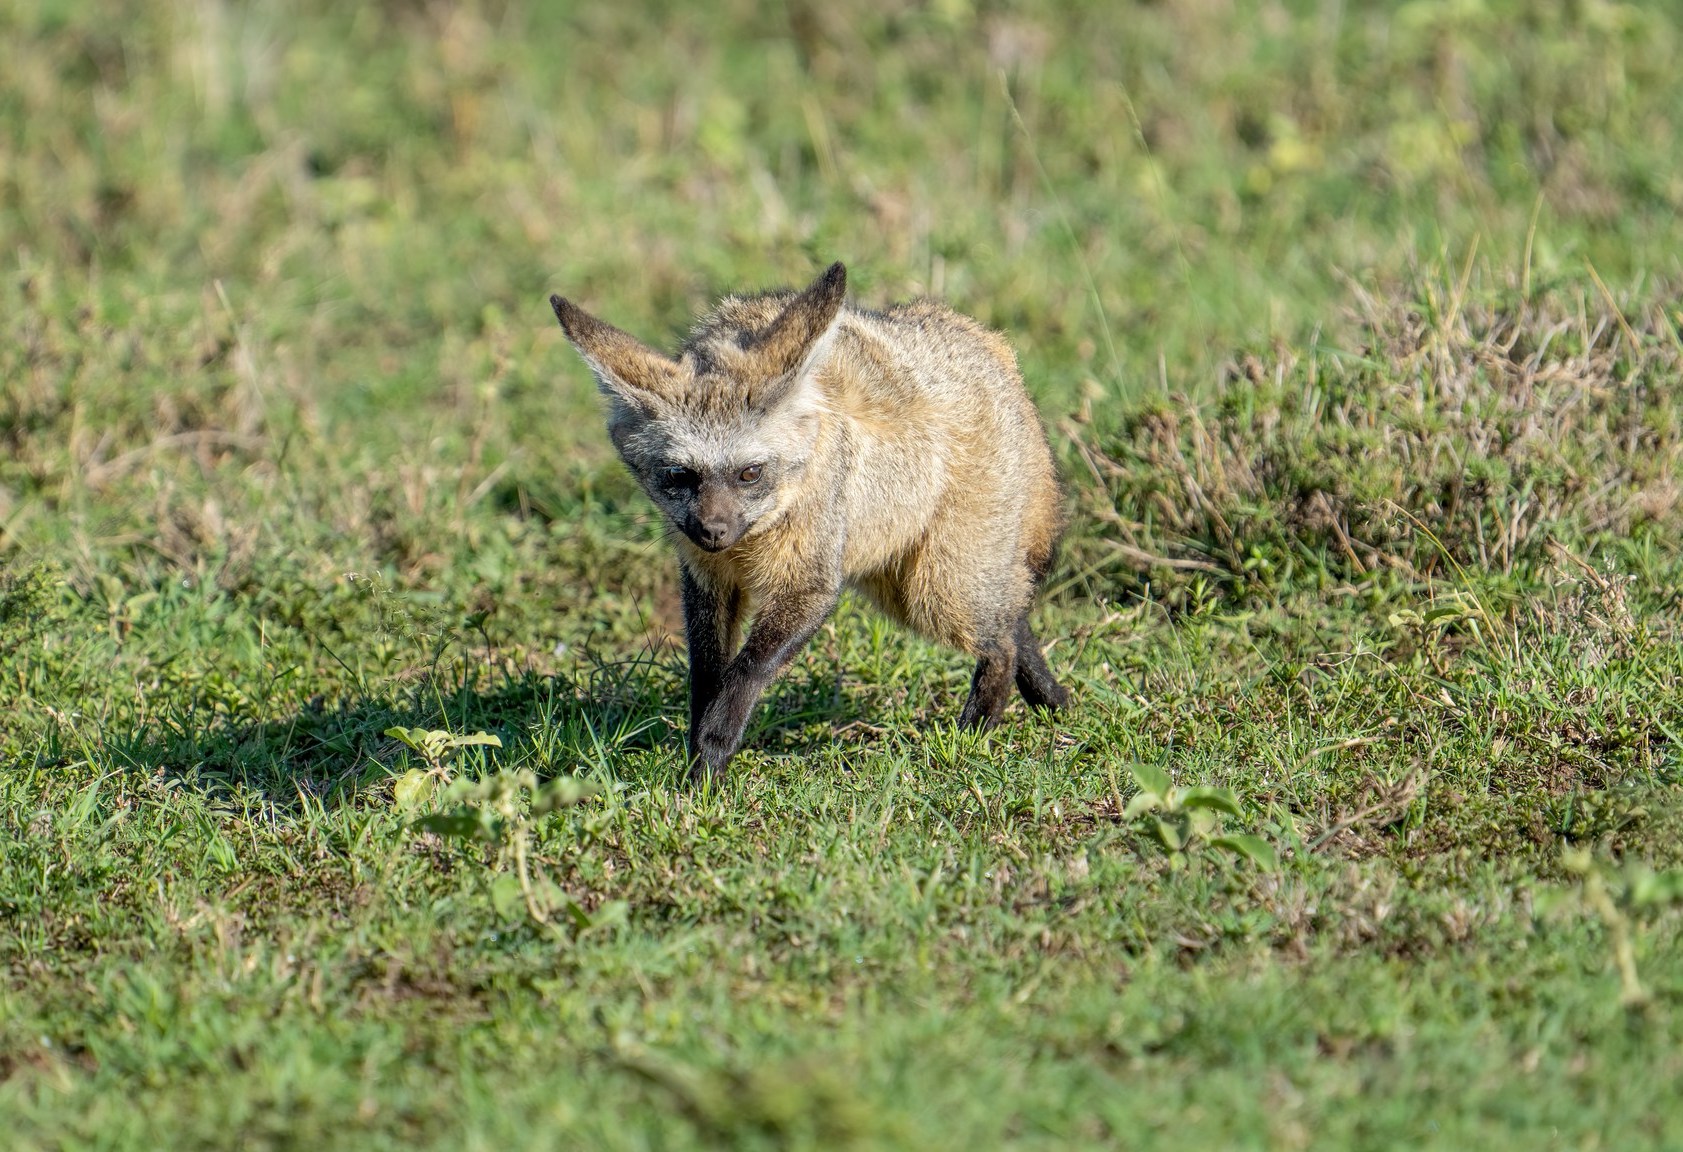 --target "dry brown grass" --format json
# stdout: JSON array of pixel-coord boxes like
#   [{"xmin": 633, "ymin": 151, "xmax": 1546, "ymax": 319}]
[{"xmin": 1076, "ymin": 275, "xmax": 1683, "ymax": 603}]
